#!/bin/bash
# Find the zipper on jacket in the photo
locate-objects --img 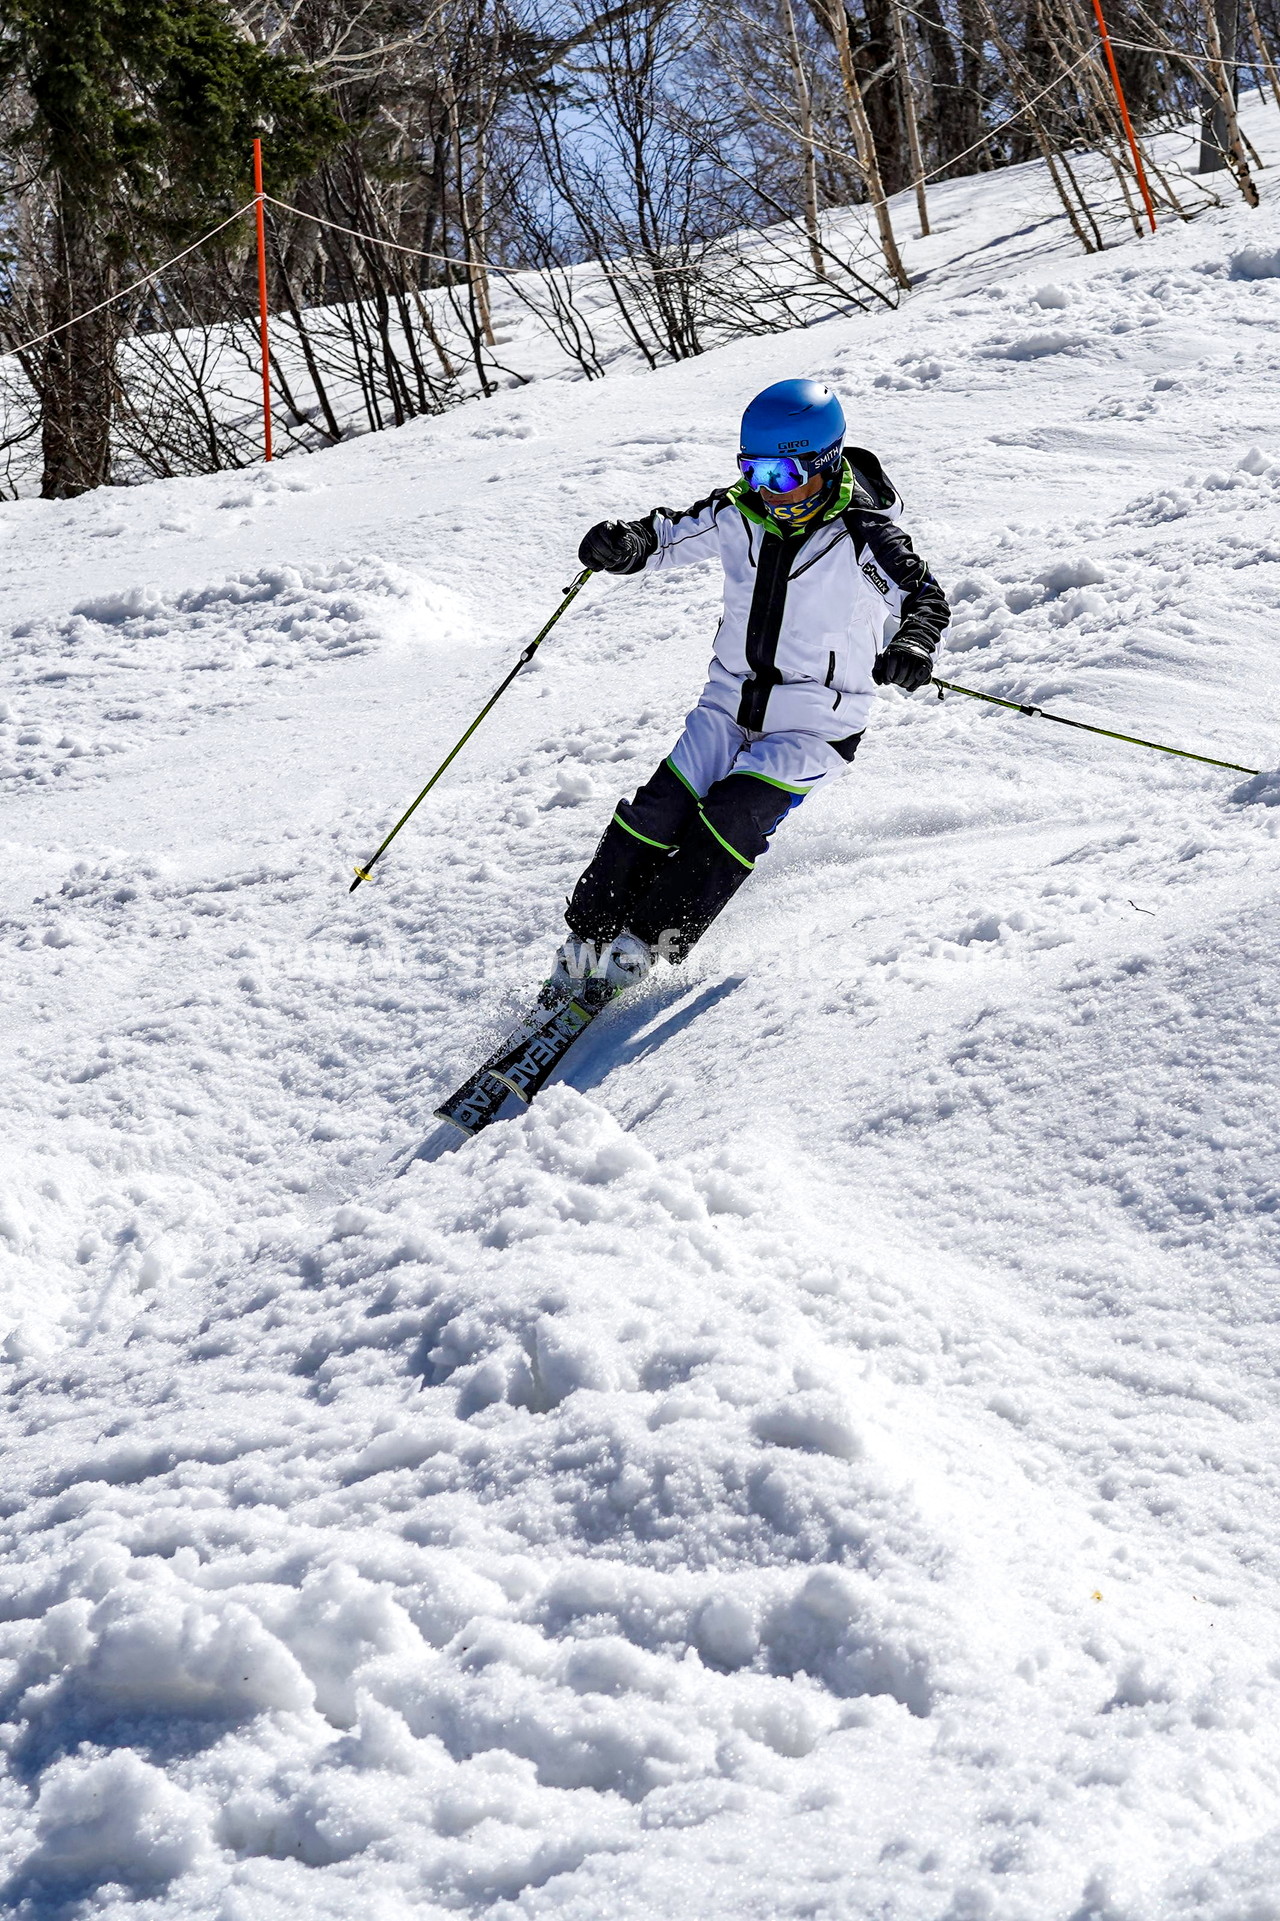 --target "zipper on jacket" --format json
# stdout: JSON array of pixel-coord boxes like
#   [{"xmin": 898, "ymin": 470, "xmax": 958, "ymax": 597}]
[
  {"xmin": 737, "ymin": 530, "xmax": 799, "ymax": 730},
  {"xmin": 824, "ymin": 651, "xmax": 836, "ymax": 688},
  {"xmin": 789, "ymin": 525, "xmax": 848, "ymax": 581}
]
